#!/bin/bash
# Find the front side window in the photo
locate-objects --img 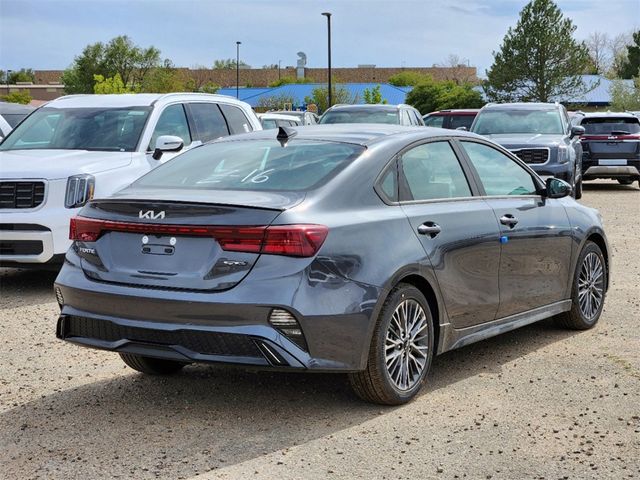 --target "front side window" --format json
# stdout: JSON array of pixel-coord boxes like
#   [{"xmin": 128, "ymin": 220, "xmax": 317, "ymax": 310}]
[
  {"xmin": 423, "ymin": 115, "xmax": 445, "ymax": 128},
  {"xmin": 188, "ymin": 103, "xmax": 229, "ymax": 142},
  {"xmin": 134, "ymin": 140, "xmax": 365, "ymax": 192},
  {"xmin": 149, "ymin": 104, "xmax": 191, "ymax": 150},
  {"xmin": 400, "ymin": 141, "xmax": 472, "ymax": 201},
  {"xmin": 219, "ymin": 104, "xmax": 253, "ymax": 134},
  {"xmin": 0, "ymin": 107, "xmax": 151, "ymax": 152},
  {"xmin": 472, "ymin": 109, "xmax": 563, "ymax": 135},
  {"xmin": 460, "ymin": 141, "xmax": 537, "ymax": 196}
]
